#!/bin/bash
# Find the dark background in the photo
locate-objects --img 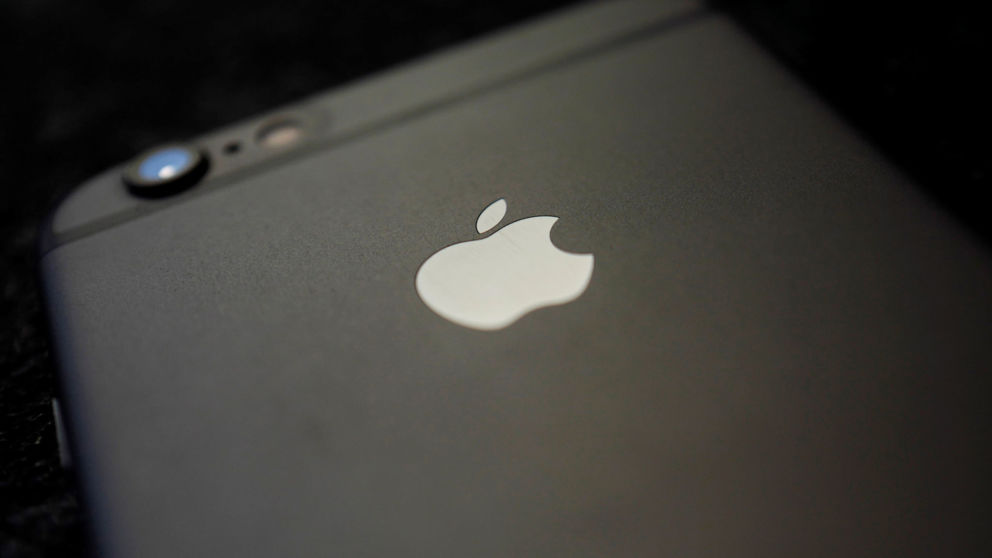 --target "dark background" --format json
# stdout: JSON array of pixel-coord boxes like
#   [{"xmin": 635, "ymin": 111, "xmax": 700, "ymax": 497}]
[{"xmin": 1, "ymin": 1, "xmax": 988, "ymax": 556}]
